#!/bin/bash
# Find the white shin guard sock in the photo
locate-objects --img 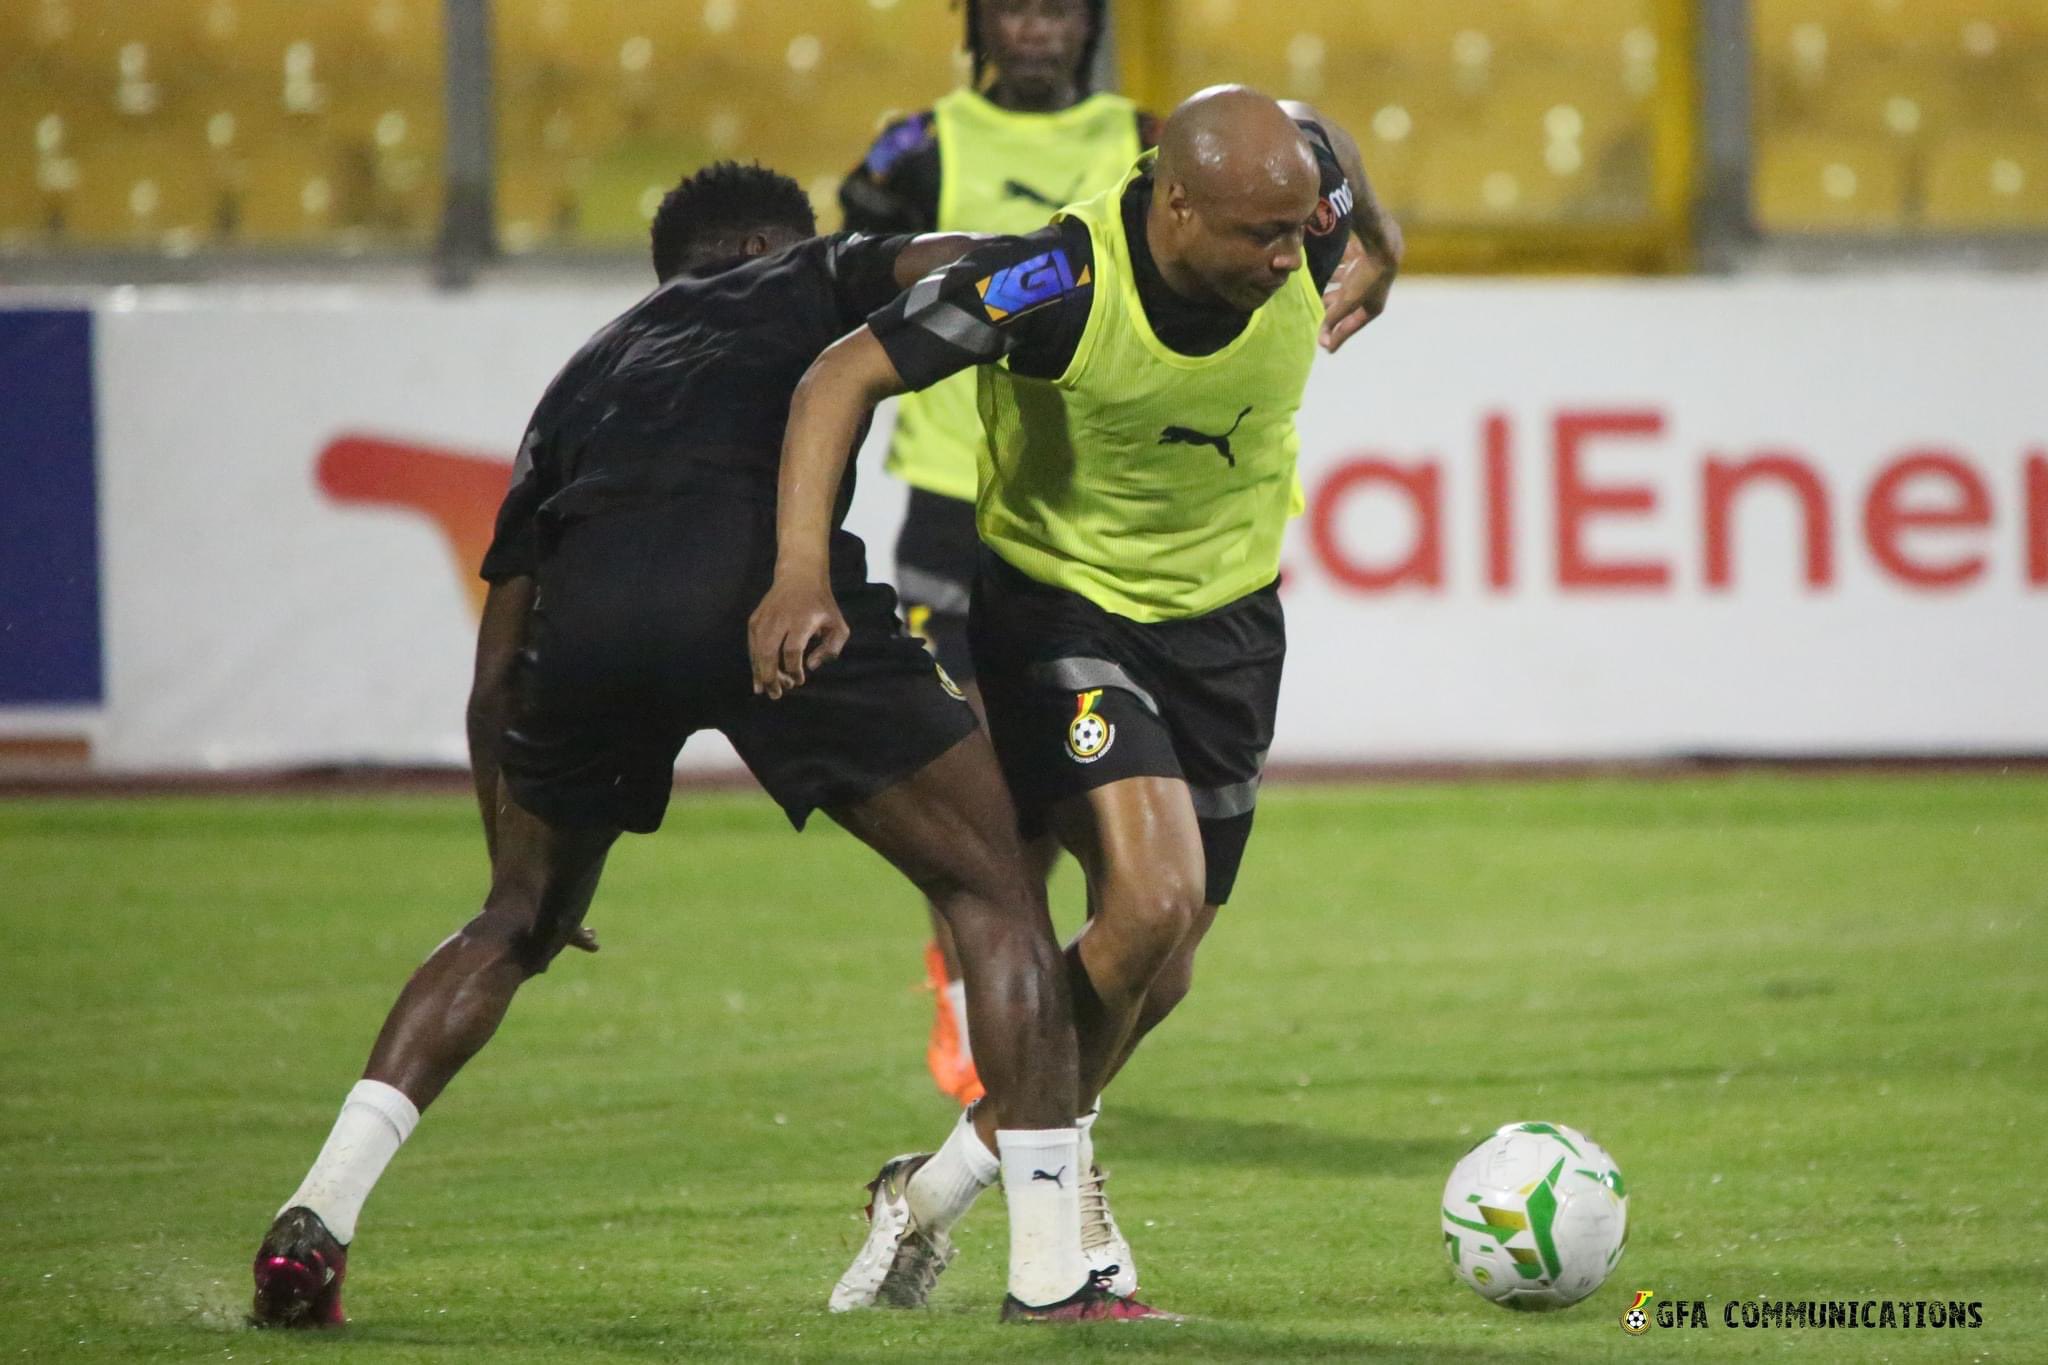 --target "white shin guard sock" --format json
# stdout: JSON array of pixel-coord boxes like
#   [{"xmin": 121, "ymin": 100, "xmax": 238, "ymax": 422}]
[
  {"xmin": 997, "ymin": 1127, "xmax": 1088, "ymax": 1306},
  {"xmin": 944, "ymin": 980, "xmax": 973, "ymax": 1066},
  {"xmin": 279, "ymin": 1079, "xmax": 420, "ymax": 1245},
  {"xmin": 1077, "ymin": 1102, "xmax": 1101, "ymax": 1174},
  {"xmin": 906, "ymin": 1109, "xmax": 999, "ymax": 1234}
]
